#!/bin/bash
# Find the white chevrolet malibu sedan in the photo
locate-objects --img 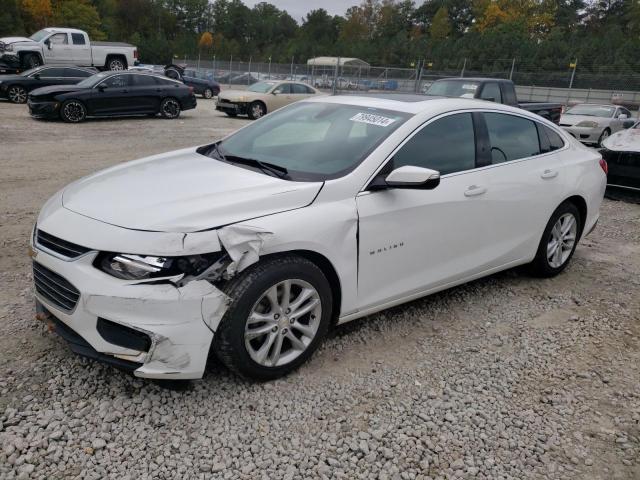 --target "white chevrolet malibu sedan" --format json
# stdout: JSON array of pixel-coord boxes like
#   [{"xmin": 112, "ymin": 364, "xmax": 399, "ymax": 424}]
[{"xmin": 32, "ymin": 95, "xmax": 607, "ymax": 381}]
